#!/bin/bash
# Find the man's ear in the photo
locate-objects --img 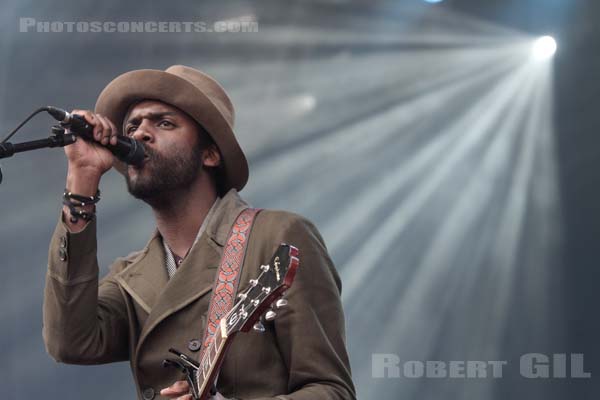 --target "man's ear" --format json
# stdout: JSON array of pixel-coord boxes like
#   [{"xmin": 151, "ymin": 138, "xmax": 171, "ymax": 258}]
[{"xmin": 202, "ymin": 144, "xmax": 221, "ymax": 168}]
